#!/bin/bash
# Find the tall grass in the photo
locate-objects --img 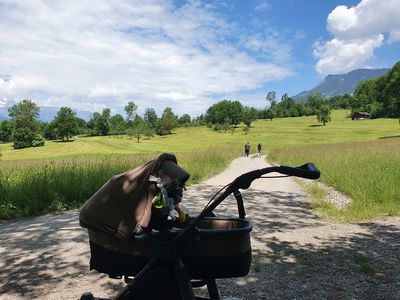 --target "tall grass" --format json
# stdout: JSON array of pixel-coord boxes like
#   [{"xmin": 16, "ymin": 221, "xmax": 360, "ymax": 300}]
[
  {"xmin": 269, "ymin": 138, "xmax": 400, "ymax": 221},
  {"xmin": 0, "ymin": 147, "xmax": 239, "ymax": 219}
]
